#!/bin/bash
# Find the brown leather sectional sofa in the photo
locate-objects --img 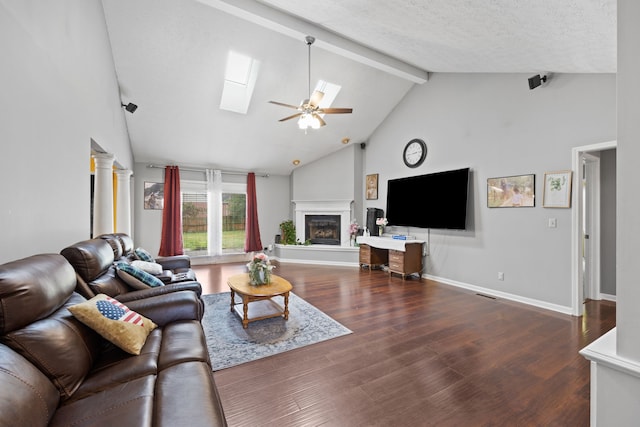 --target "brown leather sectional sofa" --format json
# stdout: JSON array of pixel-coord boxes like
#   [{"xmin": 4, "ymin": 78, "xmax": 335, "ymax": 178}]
[
  {"xmin": 0, "ymin": 250, "xmax": 226, "ymax": 426},
  {"xmin": 60, "ymin": 235, "xmax": 205, "ymax": 315}
]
